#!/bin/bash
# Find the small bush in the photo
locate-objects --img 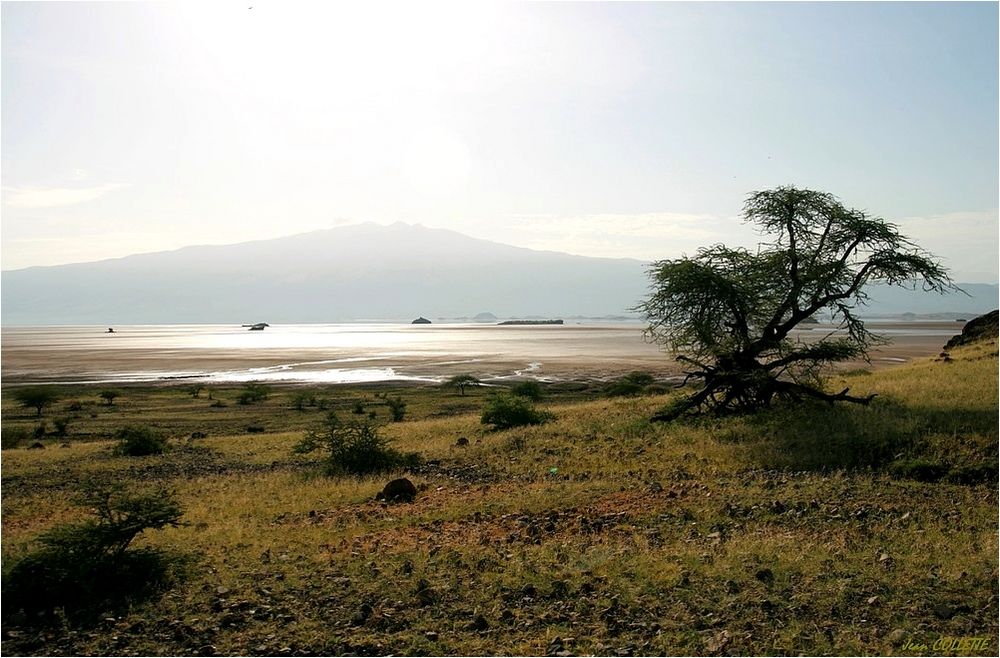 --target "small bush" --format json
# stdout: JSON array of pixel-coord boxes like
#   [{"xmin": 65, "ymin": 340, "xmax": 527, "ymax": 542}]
[
  {"xmin": 33, "ymin": 422, "xmax": 48, "ymax": 439},
  {"xmin": 2, "ymin": 426, "xmax": 30, "ymax": 450},
  {"xmin": 237, "ymin": 382, "xmax": 270, "ymax": 405},
  {"xmin": 99, "ymin": 389, "xmax": 120, "ymax": 406},
  {"xmin": 352, "ymin": 400, "xmax": 366, "ymax": 415},
  {"xmin": 67, "ymin": 400, "xmax": 84, "ymax": 412},
  {"xmin": 889, "ymin": 458, "xmax": 948, "ymax": 482},
  {"xmin": 53, "ymin": 417, "xmax": 72, "ymax": 437},
  {"xmin": 604, "ymin": 371, "xmax": 658, "ymax": 397},
  {"xmin": 481, "ymin": 393, "xmax": 554, "ymax": 430},
  {"xmin": 114, "ymin": 425, "xmax": 168, "ymax": 456},
  {"xmin": 294, "ymin": 413, "xmax": 419, "ymax": 476},
  {"xmin": 511, "ymin": 380, "xmax": 543, "ymax": 401},
  {"xmin": 2, "ymin": 481, "xmax": 184, "ymax": 622},
  {"xmin": 386, "ymin": 396, "xmax": 407, "ymax": 422},
  {"xmin": 291, "ymin": 391, "xmax": 311, "ymax": 411}
]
